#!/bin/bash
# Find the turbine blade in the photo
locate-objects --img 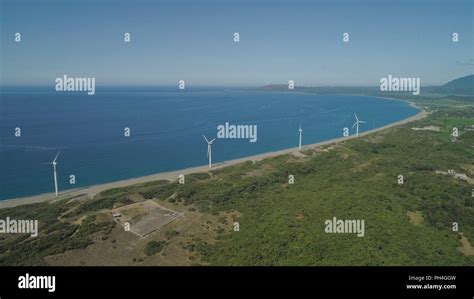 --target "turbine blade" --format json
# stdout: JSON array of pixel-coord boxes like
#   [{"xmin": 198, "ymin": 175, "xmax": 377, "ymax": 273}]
[
  {"xmin": 359, "ymin": 121, "xmax": 367, "ymax": 124},
  {"xmin": 203, "ymin": 135, "xmax": 209, "ymax": 143},
  {"xmin": 352, "ymin": 122, "xmax": 357, "ymax": 128},
  {"xmin": 53, "ymin": 149, "xmax": 61, "ymax": 163},
  {"xmin": 210, "ymin": 138, "xmax": 216, "ymax": 144}
]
